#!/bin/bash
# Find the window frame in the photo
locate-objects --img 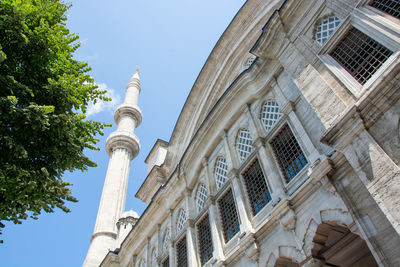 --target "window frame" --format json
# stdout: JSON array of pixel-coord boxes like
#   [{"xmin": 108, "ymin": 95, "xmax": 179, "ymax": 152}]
[
  {"xmin": 260, "ymin": 99, "xmax": 283, "ymax": 133},
  {"xmin": 269, "ymin": 123, "xmax": 309, "ymax": 184},
  {"xmin": 318, "ymin": 14, "xmax": 400, "ymax": 97},
  {"xmin": 214, "ymin": 156, "xmax": 229, "ymax": 190},
  {"xmin": 176, "ymin": 235, "xmax": 188, "ymax": 267},
  {"xmin": 176, "ymin": 208, "xmax": 187, "ymax": 233},
  {"xmin": 196, "ymin": 213, "xmax": 214, "ymax": 266},
  {"xmin": 235, "ymin": 128, "xmax": 254, "ymax": 163},
  {"xmin": 195, "ymin": 183, "xmax": 208, "ymax": 213},
  {"xmin": 217, "ymin": 187, "xmax": 241, "ymax": 244},
  {"xmin": 240, "ymin": 157, "xmax": 272, "ymax": 216}
]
